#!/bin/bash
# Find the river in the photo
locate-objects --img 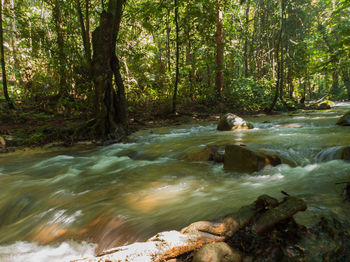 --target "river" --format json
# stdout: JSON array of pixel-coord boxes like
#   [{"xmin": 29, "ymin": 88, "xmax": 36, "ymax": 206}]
[{"xmin": 1, "ymin": 103, "xmax": 350, "ymax": 261}]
